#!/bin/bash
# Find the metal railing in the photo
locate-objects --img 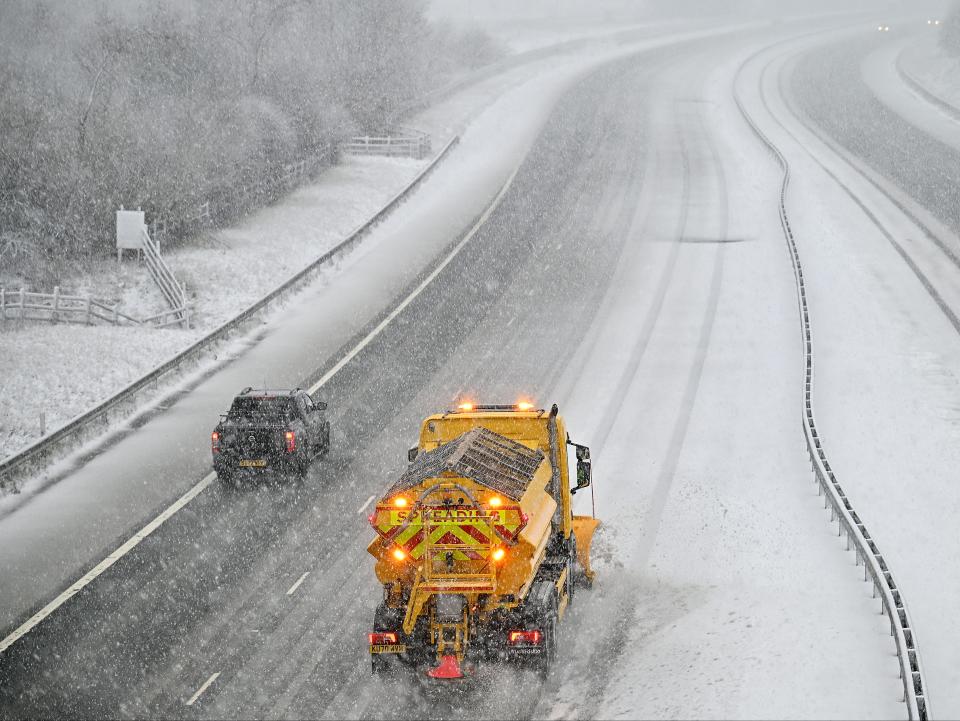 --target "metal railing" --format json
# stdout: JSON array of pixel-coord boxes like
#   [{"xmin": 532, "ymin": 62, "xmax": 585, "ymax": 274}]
[
  {"xmin": 0, "ymin": 134, "xmax": 460, "ymax": 495},
  {"xmin": 734, "ymin": 53, "xmax": 929, "ymax": 720}
]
